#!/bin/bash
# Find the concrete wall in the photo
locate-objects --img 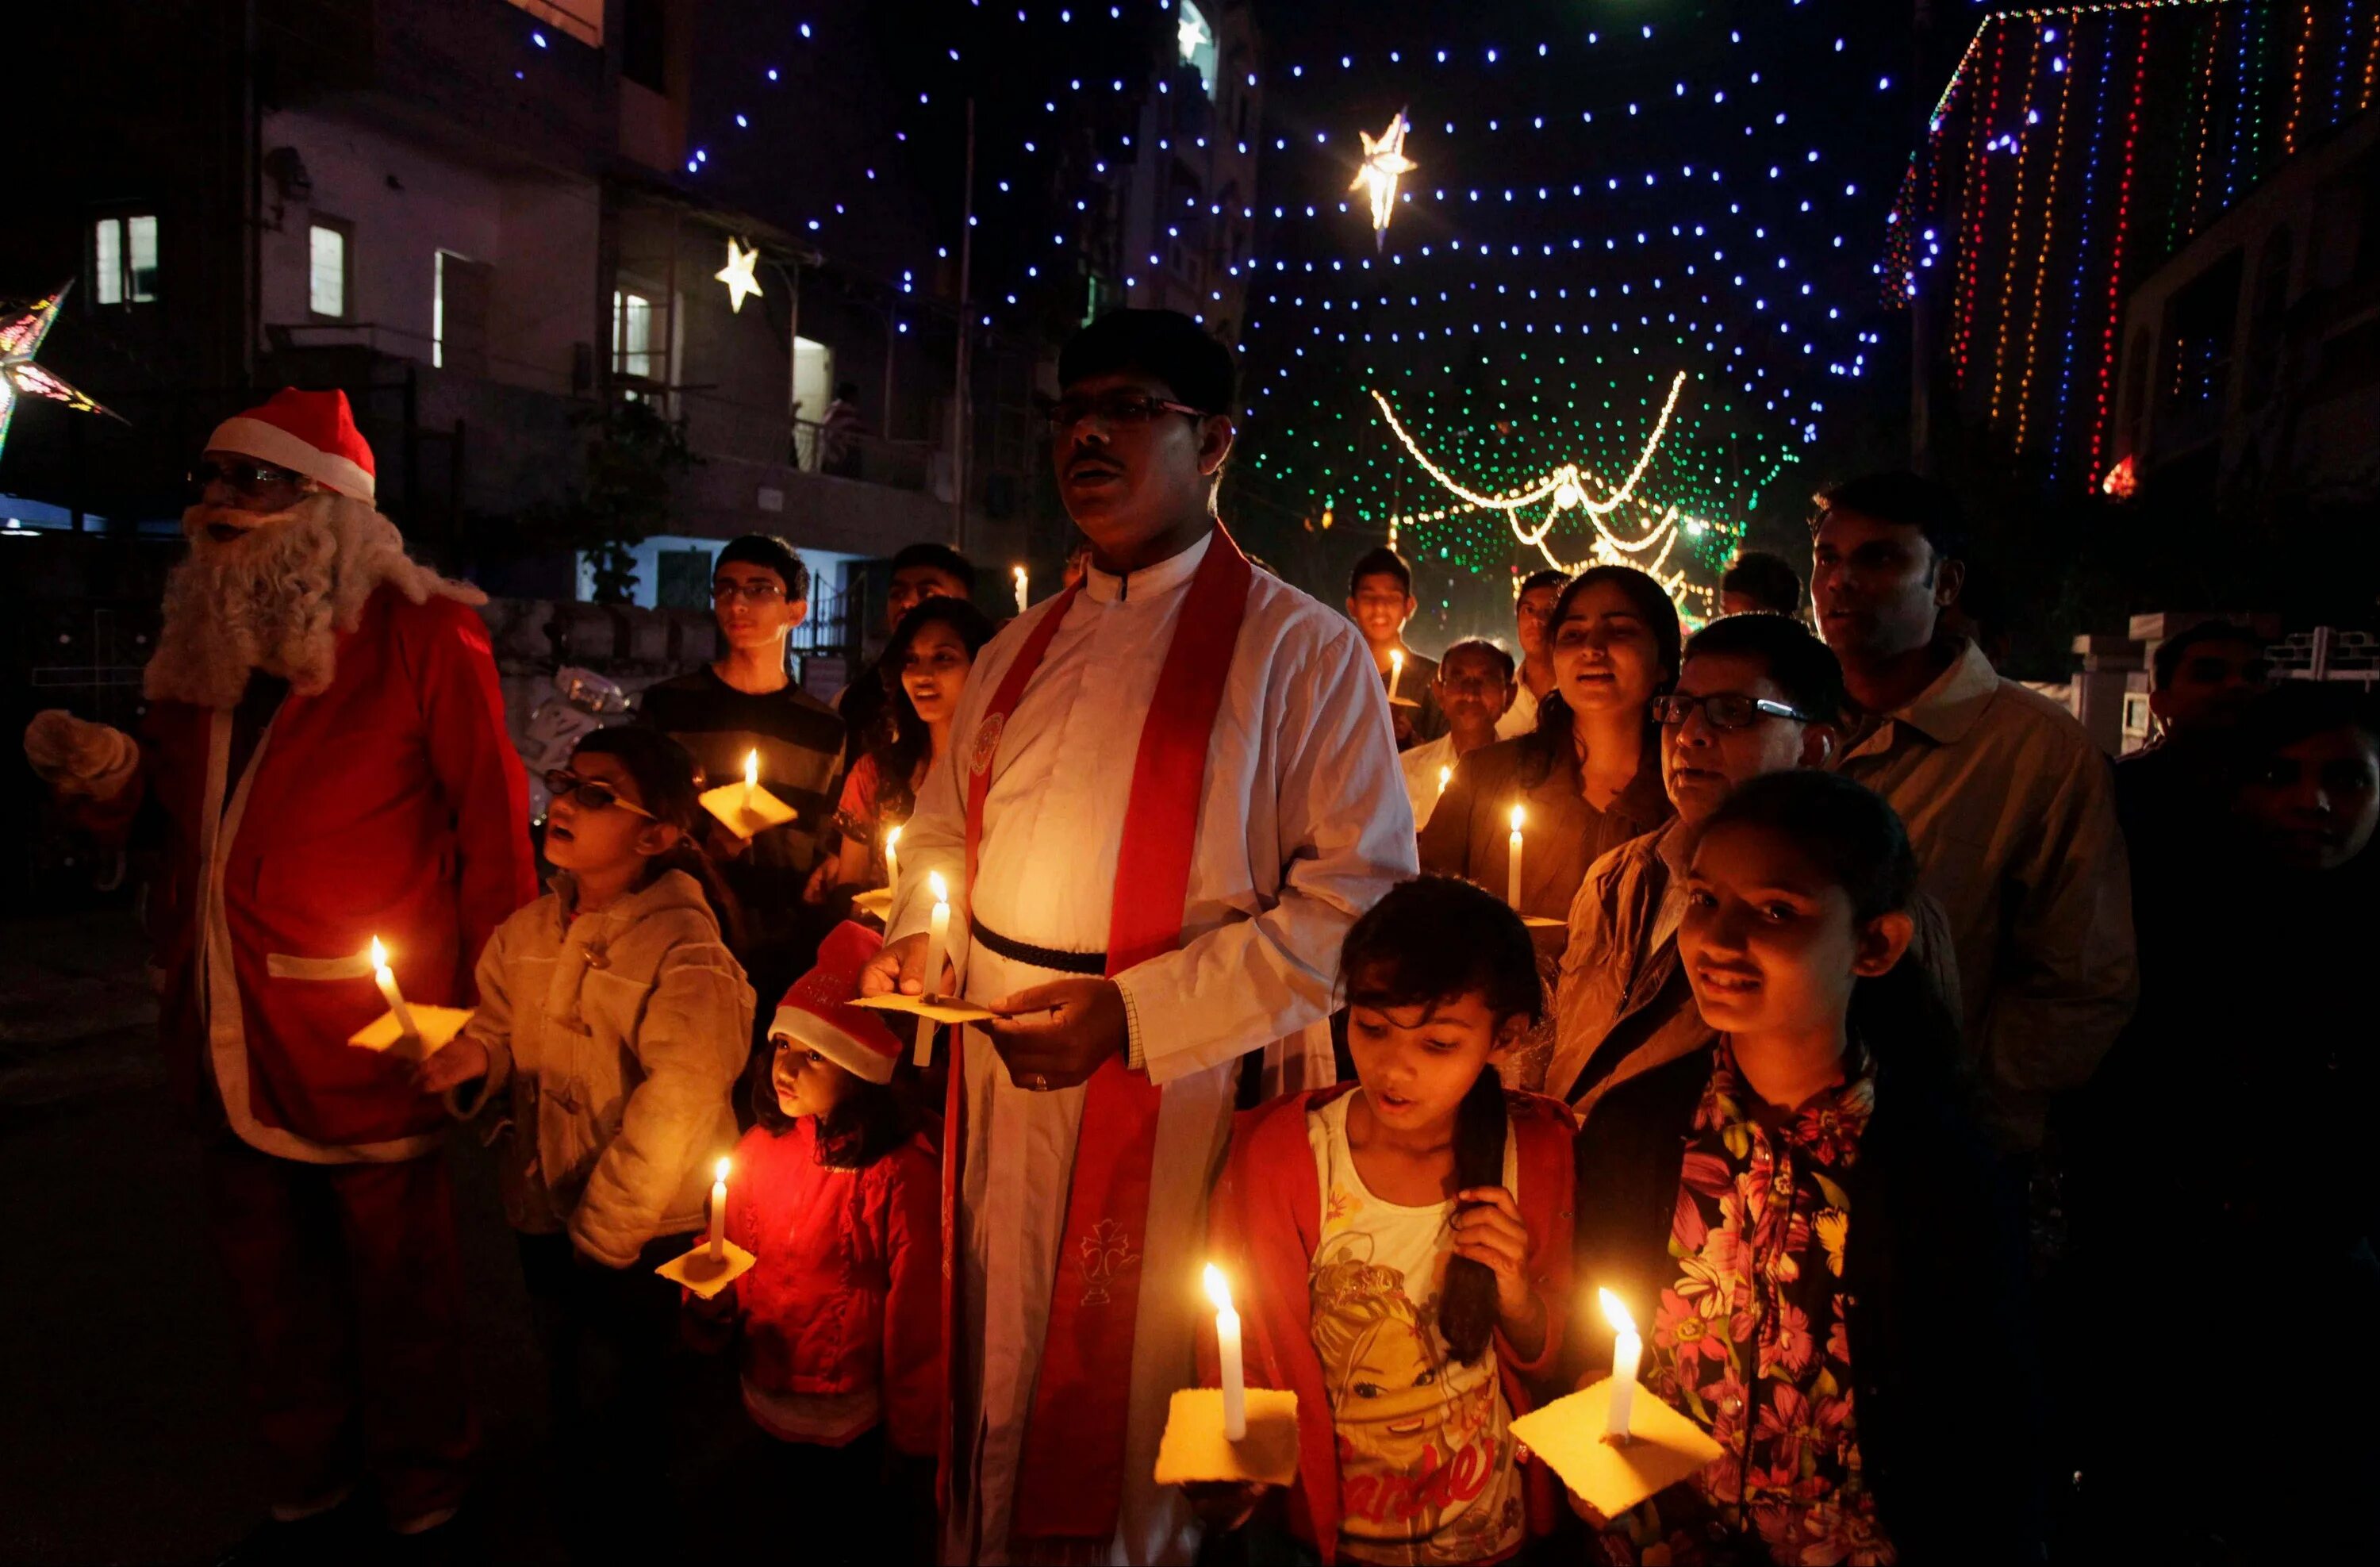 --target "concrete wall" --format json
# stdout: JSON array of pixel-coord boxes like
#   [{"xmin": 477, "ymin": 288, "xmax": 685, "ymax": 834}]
[{"xmin": 259, "ymin": 106, "xmax": 601, "ymax": 395}]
